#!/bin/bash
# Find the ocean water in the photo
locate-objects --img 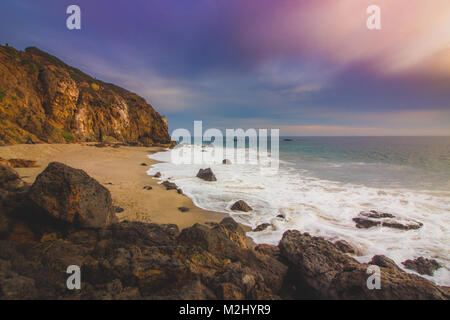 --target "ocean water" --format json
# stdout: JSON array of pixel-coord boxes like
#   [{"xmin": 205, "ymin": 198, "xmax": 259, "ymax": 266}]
[{"xmin": 148, "ymin": 136, "xmax": 450, "ymax": 286}]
